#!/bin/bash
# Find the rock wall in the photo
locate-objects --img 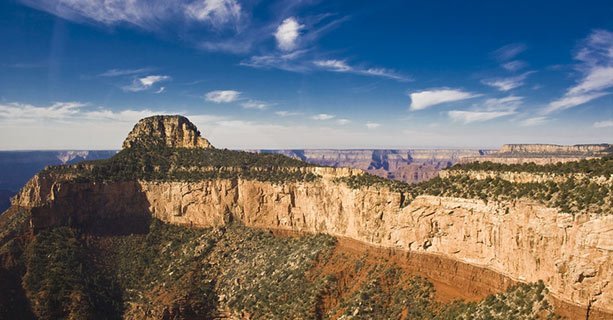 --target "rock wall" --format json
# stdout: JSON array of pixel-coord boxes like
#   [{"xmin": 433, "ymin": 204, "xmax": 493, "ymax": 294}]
[{"xmin": 12, "ymin": 172, "xmax": 613, "ymax": 317}]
